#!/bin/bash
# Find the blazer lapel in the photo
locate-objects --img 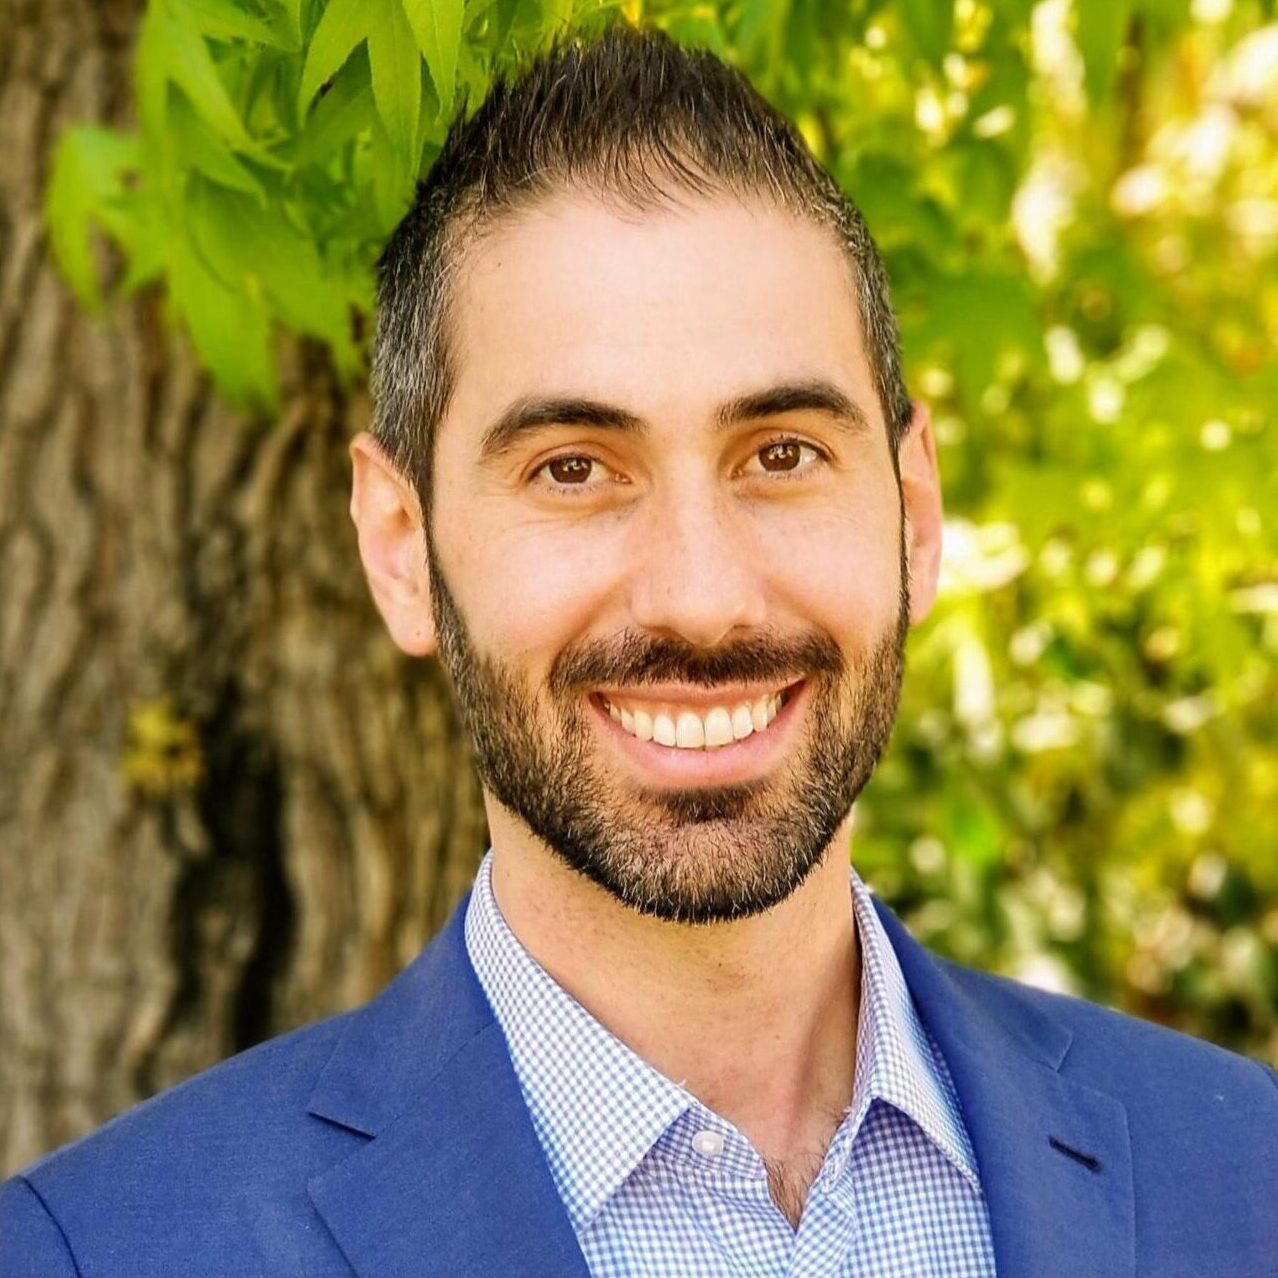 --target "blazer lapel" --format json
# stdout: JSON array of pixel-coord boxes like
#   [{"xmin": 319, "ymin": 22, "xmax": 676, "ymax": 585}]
[
  {"xmin": 873, "ymin": 898, "xmax": 1135, "ymax": 1278},
  {"xmin": 304, "ymin": 894, "xmax": 591, "ymax": 1278}
]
